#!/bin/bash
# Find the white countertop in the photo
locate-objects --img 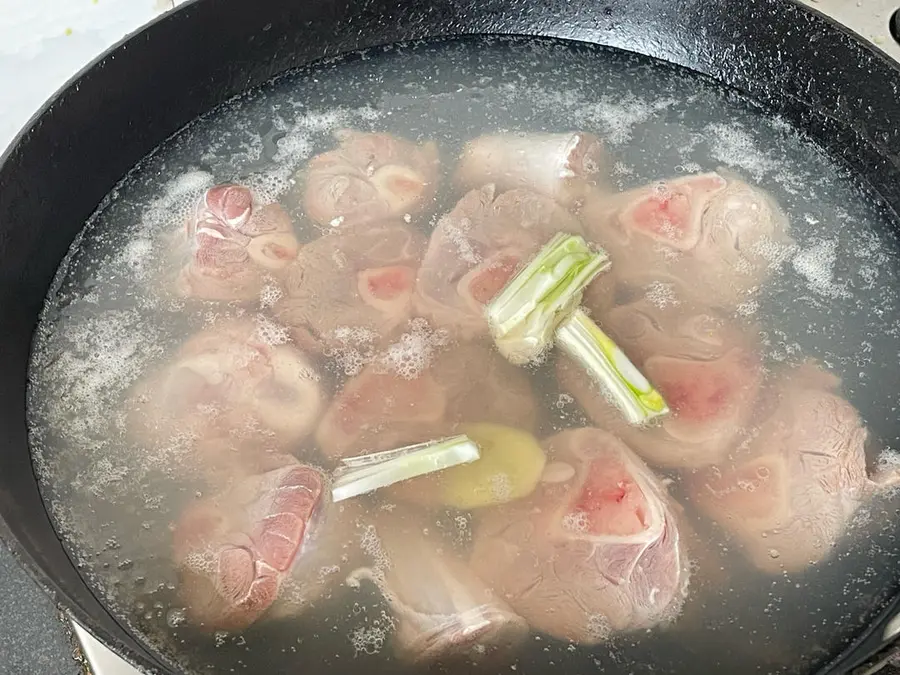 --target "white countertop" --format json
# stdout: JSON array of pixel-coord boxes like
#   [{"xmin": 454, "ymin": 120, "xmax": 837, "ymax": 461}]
[
  {"xmin": 0, "ymin": 0, "xmax": 186, "ymax": 153},
  {"xmin": 0, "ymin": 0, "xmax": 896, "ymax": 156}
]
